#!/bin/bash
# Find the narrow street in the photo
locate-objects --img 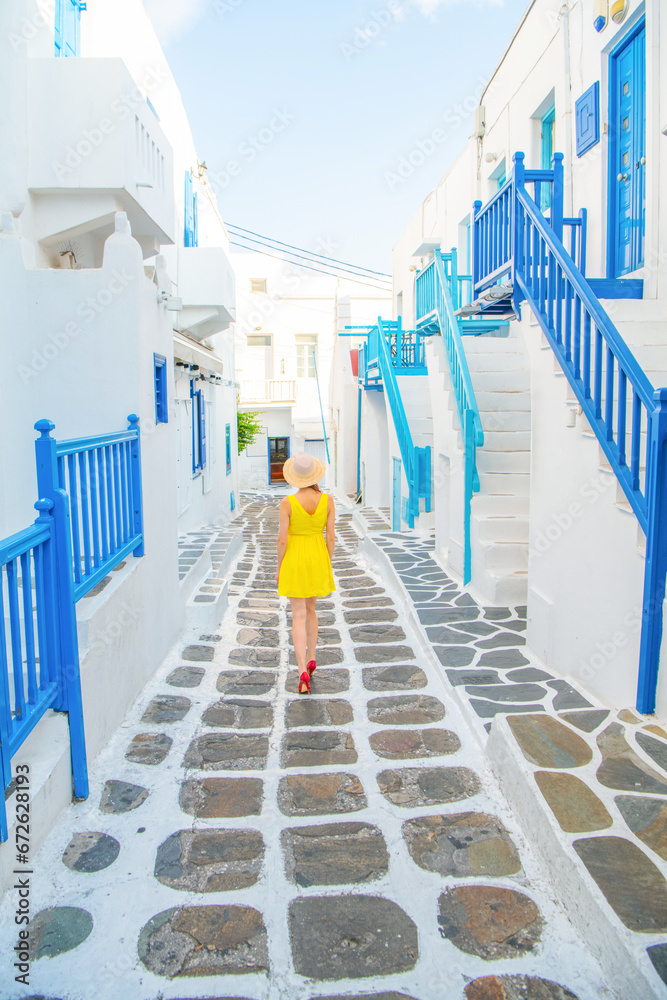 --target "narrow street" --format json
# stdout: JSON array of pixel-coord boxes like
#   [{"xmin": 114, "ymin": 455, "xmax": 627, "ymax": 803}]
[{"xmin": 0, "ymin": 493, "xmax": 629, "ymax": 999}]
